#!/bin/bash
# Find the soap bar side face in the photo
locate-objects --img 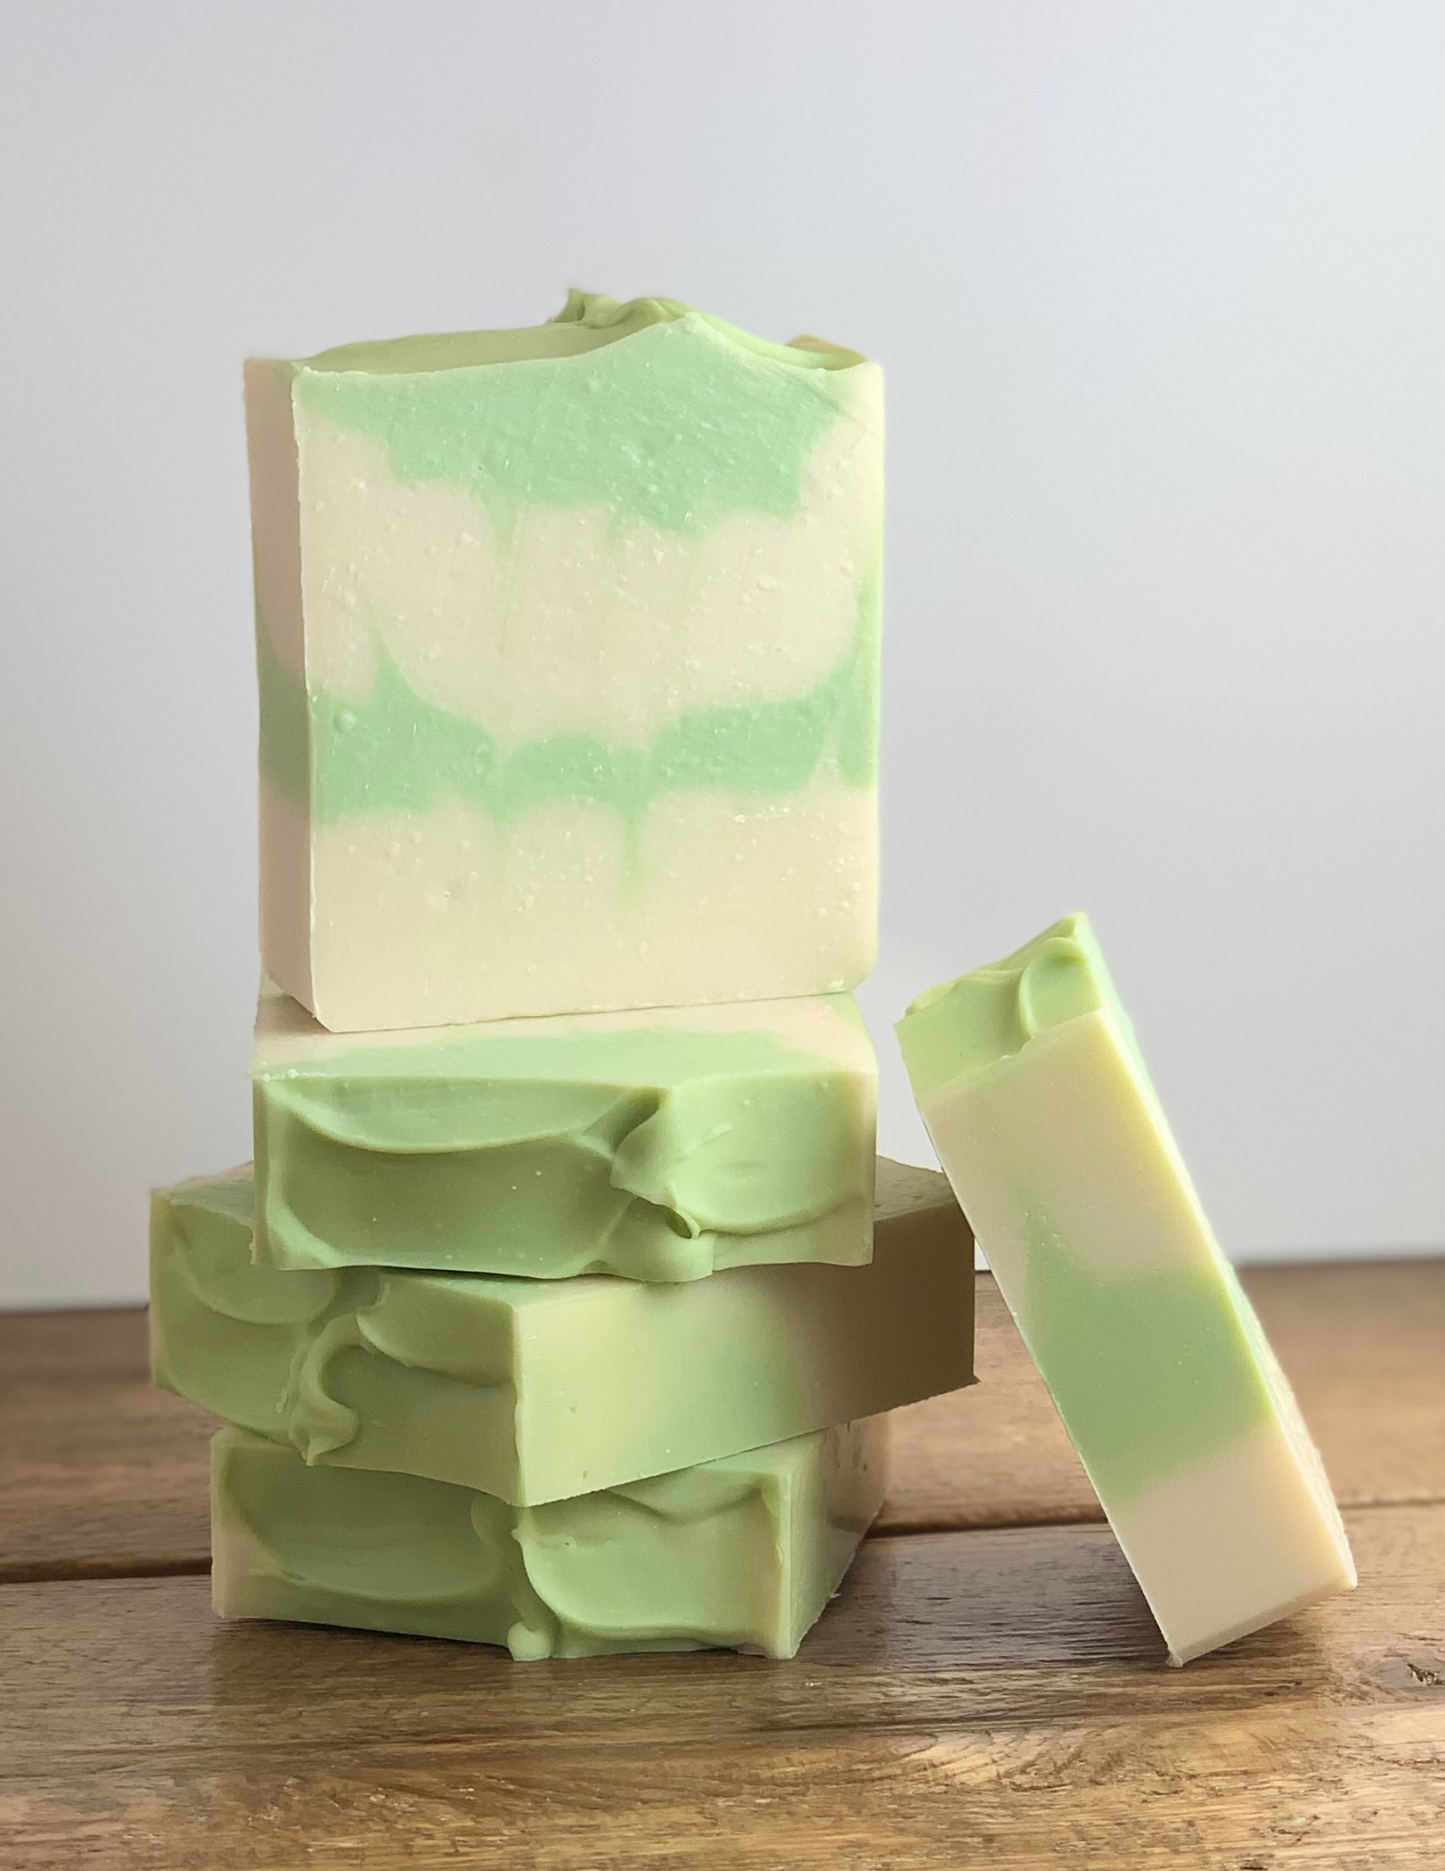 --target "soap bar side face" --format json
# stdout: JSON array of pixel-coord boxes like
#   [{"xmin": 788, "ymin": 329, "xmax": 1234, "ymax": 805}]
[
  {"xmin": 251, "ymin": 989, "xmax": 877, "ymax": 1281},
  {"xmin": 210, "ymin": 1427, "xmax": 546, "ymax": 1654},
  {"xmin": 510, "ymin": 1190, "xmax": 970, "ymax": 1504},
  {"xmin": 780, "ymin": 1409, "xmax": 893, "ymax": 1643},
  {"xmin": 250, "ymin": 294, "xmax": 882, "ymax": 1032},
  {"xmin": 149, "ymin": 1168, "xmax": 527, "ymax": 1498},
  {"xmin": 152, "ymin": 1160, "xmax": 971, "ymax": 1506},
  {"xmin": 247, "ymin": 359, "xmax": 313, "ymax": 1011},
  {"xmin": 211, "ymin": 1417, "xmax": 887, "ymax": 1660},
  {"xmin": 898, "ymin": 916, "xmax": 1356, "ymax": 1664}
]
